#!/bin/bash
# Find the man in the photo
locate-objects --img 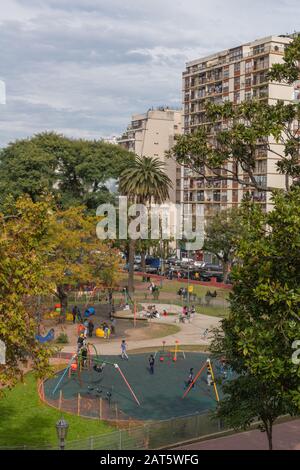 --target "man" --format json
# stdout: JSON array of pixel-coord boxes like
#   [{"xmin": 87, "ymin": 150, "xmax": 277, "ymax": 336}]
[{"xmin": 148, "ymin": 355, "xmax": 155, "ymax": 374}]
